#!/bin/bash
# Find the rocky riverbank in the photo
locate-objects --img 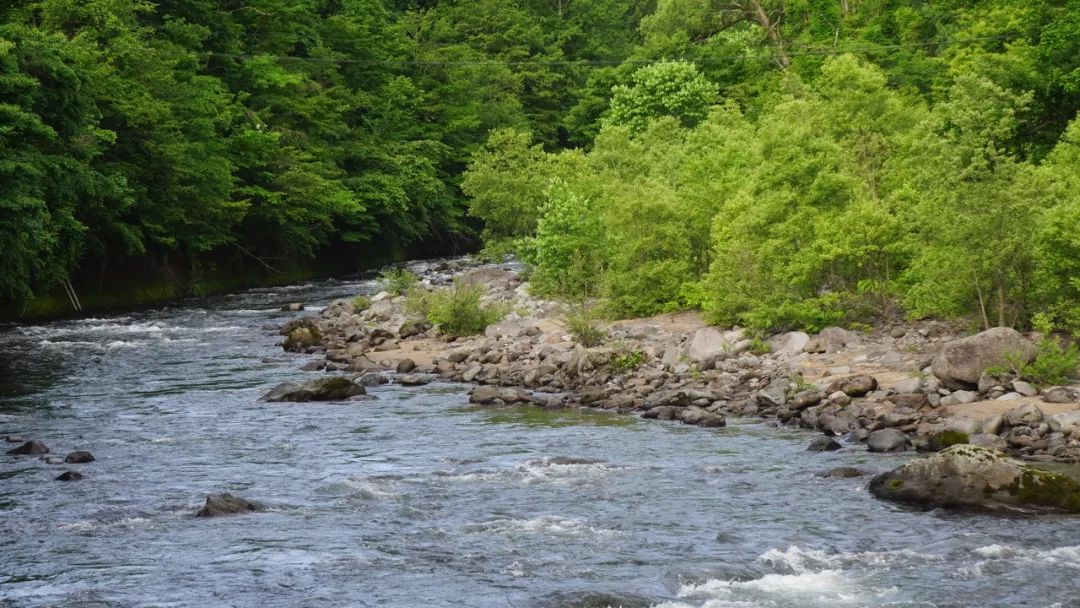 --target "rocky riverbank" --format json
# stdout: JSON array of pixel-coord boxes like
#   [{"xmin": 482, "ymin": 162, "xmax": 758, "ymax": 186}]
[{"xmin": 277, "ymin": 259, "xmax": 1080, "ymax": 464}]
